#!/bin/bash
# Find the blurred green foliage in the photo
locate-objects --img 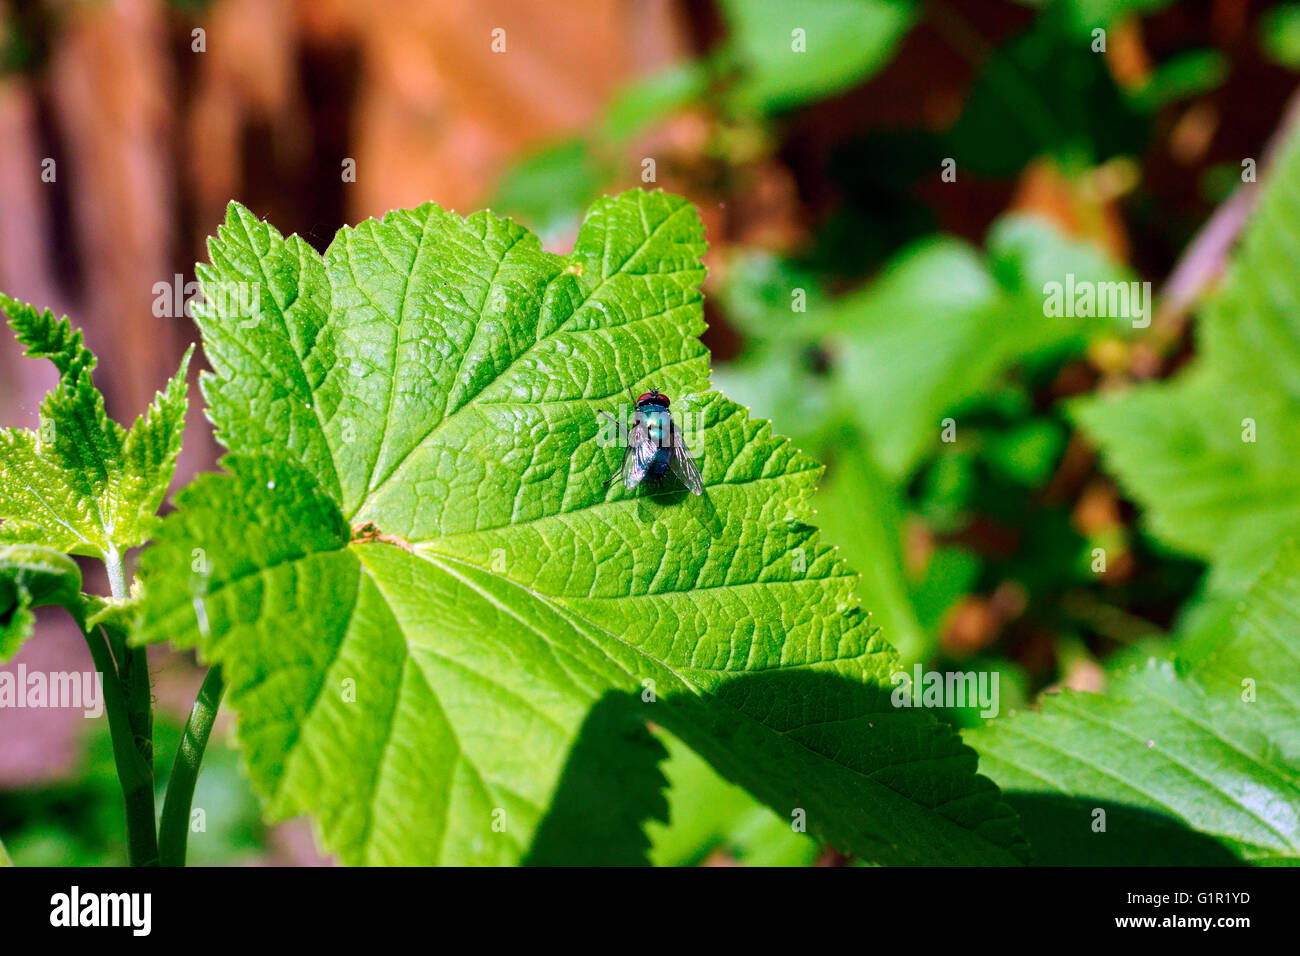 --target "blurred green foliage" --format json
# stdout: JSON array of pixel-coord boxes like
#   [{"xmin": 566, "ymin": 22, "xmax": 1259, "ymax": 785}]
[
  {"xmin": 0, "ymin": 715, "xmax": 265, "ymax": 867},
  {"xmin": 648, "ymin": 730, "xmax": 820, "ymax": 866},
  {"xmin": 717, "ymin": 0, "xmax": 917, "ymax": 113},
  {"xmin": 1261, "ymin": 4, "xmax": 1300, "ymax": 69}
]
